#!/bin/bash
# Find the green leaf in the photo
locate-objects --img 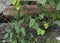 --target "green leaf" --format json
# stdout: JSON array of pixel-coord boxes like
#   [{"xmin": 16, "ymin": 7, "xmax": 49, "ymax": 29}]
[
  {"xmin": 21, "ymin": 27, "xmax": 26, "ymax": 36},
  {"xmin": 15, "ymin": 25, "xmax": 20, "ymax": 34},
  {"xmin": 54, "ymin": 20, "xmax": 60, "ymax": 27},
  {"xmin": 37, "ymin": 28, "xmax": 45, "ymax": 35},
  {"xmin": 20, "ymin": 39, "xmax": 25, "ymax": 43},
  {"xmin": 18, "ymin": 20, "xmax": 24, "ymax": 25},
  {"xmin": 4, "ymin": 33, "xmax": 9, "ymax": 39},
  {"xmin": 37, "ymin": 28, "xmax": 41, "ymax": 35},
  {"xmin": 29, "ymin": 19, "xmax": 36, "ymax": 27},
  {"xmin": 40, "ymin": 30, "xmax": 45, "ymax": 35},
  {"xmin": 48, "ymin": 0, "xmax": 56, "ymax": 7},
  {"xmin": 15, "ymin": 0, "xmax": 20, "ymax": 10},
  {"xmin": 11, "ymin": 40, "xmax": 17, "ymax": 43},
  {"xmin": 10, "ymin": 32, "xmax": 13, "ymax": 42},
  {"xmin": 50, "ymin": 13, "xmax": 57, "ymax": 20},
  {"xmin": 57, "ymin": 14, "xmax": 60, "ymax": 19},
  {"xmin": 38, "ymin": 0, "xmax": 47, "ymax": 5},
  {"xmin": 56, "ymin": 1, "xmax": 60, "ymax": 10},
  {"xmin": 11, "ymin": 0, "xmax": 16, "ymax": 5},
  {"xmin": 11, "ymin": 0, "xmax": 20, "ymax": 10},
  {"xmin": 32, "ymin": 22, "xmax": 39, "ymax": 30},
  {"xmin": 43, "ymin": 23, "xmax": 49, "ymax": 29},
  {"xmin": 12, "ymin": 7, "xmax": 17, "ymax": 11},
  {"xmin": 19, "ymin": 13, "xmax": 23, "ymax": 18},
  {"xmin": 11, "ymin": 21, "xmax": 18, "ymax": 27},
  {"xmin": 10, "ymin": 32, "xmax": 13, "ymax": 39},
  {"xmin": 39, "ymin": 13, "xmax": 45, "ymax": 19},
  {"xmin": 5, "ymin": 28, "xmax": 11, "ymax": 33}
]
